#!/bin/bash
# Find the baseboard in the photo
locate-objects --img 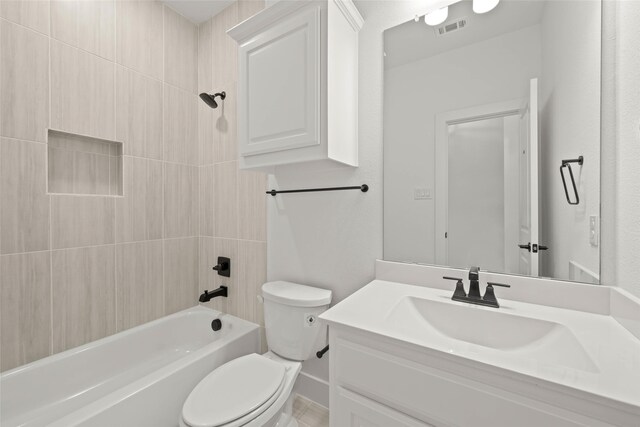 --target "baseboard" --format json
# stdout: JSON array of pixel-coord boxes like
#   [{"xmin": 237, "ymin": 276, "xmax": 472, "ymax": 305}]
[{"xmin": 293, "ymin": 371, "xmax": 330, "ymax": 408}]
